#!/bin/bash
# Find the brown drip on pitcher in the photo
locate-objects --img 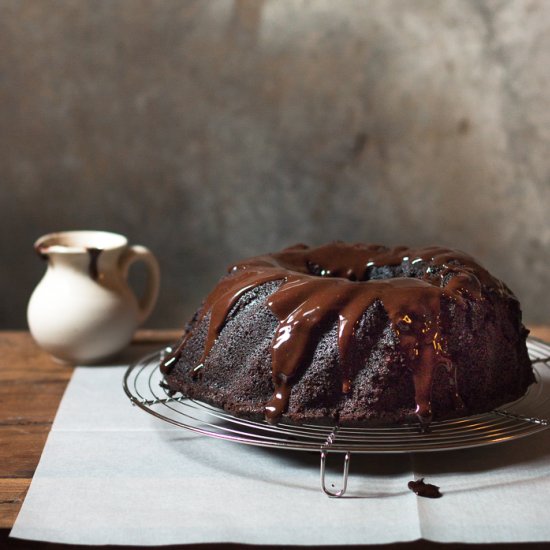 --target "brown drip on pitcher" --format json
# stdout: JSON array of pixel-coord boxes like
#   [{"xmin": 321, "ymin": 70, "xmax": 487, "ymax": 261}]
[
  {"xmin": 34, "ymin": 245, "xmax": 49, "ymax": 262},
  {"xmin": 161, "ymin": 242, "xmax": 507, "ymax": 424},
  {"xmin": 87, "ymin": 248, "xmax": 102, "ymax": 281},
  {"xmin": 34, "ymin": 243, "xmax": 103, "ymax": 281}
]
